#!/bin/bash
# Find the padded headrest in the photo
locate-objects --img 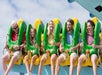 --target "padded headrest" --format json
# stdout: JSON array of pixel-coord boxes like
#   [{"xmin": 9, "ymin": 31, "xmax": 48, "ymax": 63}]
[
  {"xmin": 53, "ymin": 18, "xmax": 60, "ymax": 26},
  {"xmin": 91, "ymin": 17, "xmax": 98, "ymax": 24},
  {"xmin": 72, "ymin": 17, "xmax": 79, "ymax": 28},
  {"xmin": 34, "ymin": 18, "xmax": 42, "ymax": 30},
  {"xmin": 17, "ymin": 19, "xmax": 24, "ymax": 28}
]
